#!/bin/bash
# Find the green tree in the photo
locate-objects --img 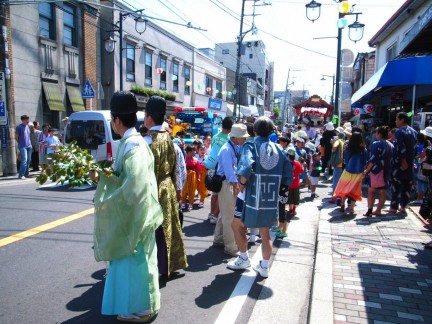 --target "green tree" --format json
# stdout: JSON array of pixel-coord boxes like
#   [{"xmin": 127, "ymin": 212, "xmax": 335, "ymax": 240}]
[{"xmin": 273, "ymin": 106, "xmax": 280, "ymax": 120}]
